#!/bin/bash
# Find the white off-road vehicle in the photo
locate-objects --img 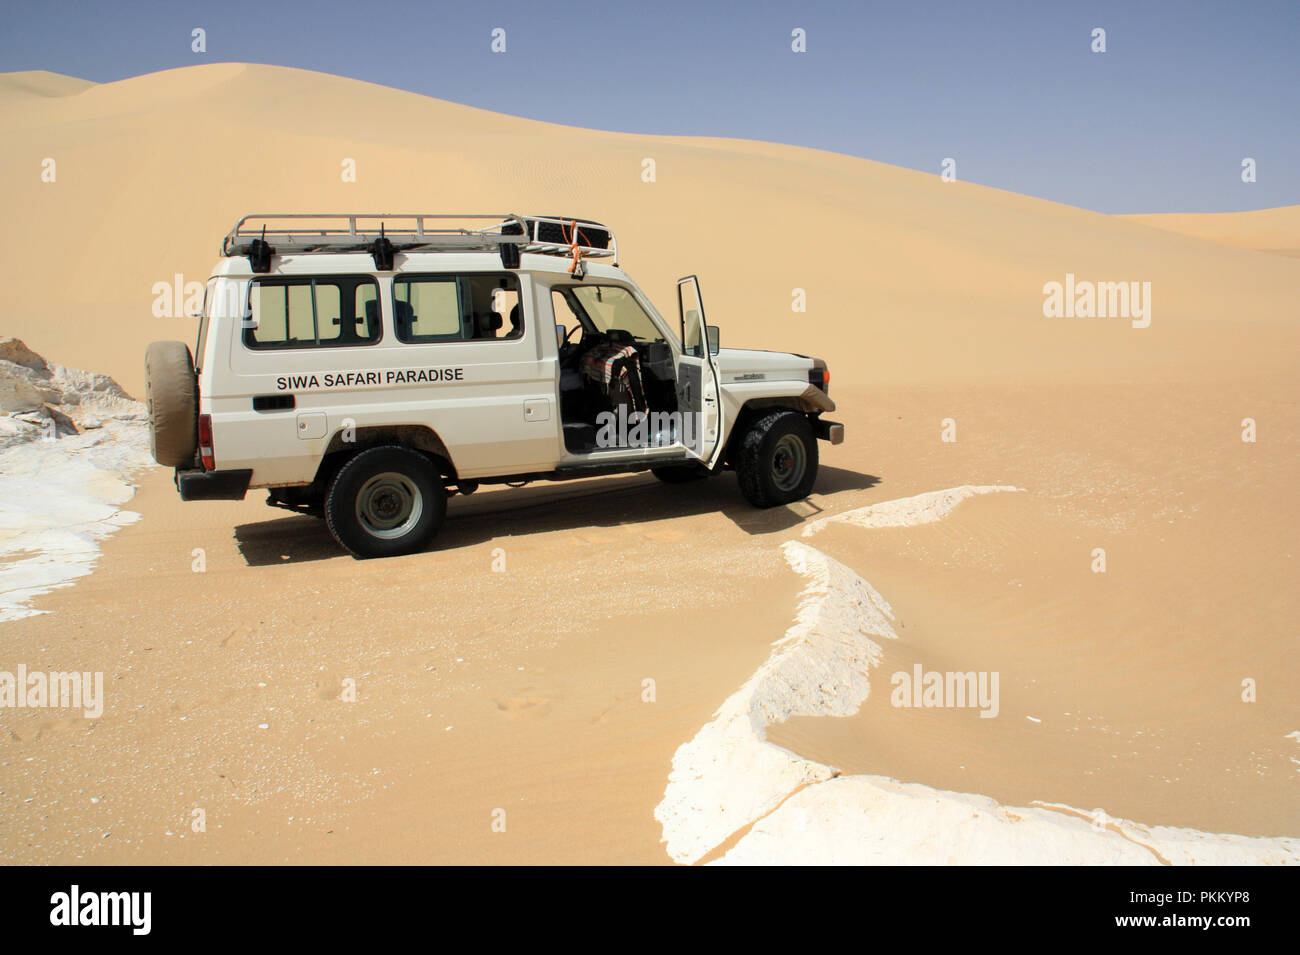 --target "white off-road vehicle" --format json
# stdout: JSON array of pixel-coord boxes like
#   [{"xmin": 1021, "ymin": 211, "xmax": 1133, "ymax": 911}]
[{"xmin": 145, "ymin": 214, "xmax": 843, "ymax": 558}]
